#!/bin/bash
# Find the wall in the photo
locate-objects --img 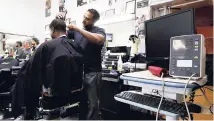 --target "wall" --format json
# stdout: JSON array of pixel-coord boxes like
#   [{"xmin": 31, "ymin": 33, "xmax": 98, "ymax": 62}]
[
  {"xmin": 73, "ymin": 0, "xmax": 139, "ymax": 47},
  {"xmin": 81, "ymin": 0, "xmax": 136, "ymax": 47},
  {"xmin": 45, "ymin": 0, "xmax": 77, "ymax": 38},
  {"xmin": 45, "ymin": 0, "xmax": 78, "ymax": 27},
  {"xmin": 45, "ymin": 0, "xmax": 151, "ymax": 47},
  {"xmin": 0, "ymin": 0, "xmax": 45, "ymax": 42},
  {"xmin": 195, "ymin": 6, "xmax": 213, "ymax": 27},
  {"xmin": 45, "ymin": 0, "xmax": 61, "ymax": 37},
  {"xmin": 99, "ymin": 20, "xmax": 135, "ymax": 47}
]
